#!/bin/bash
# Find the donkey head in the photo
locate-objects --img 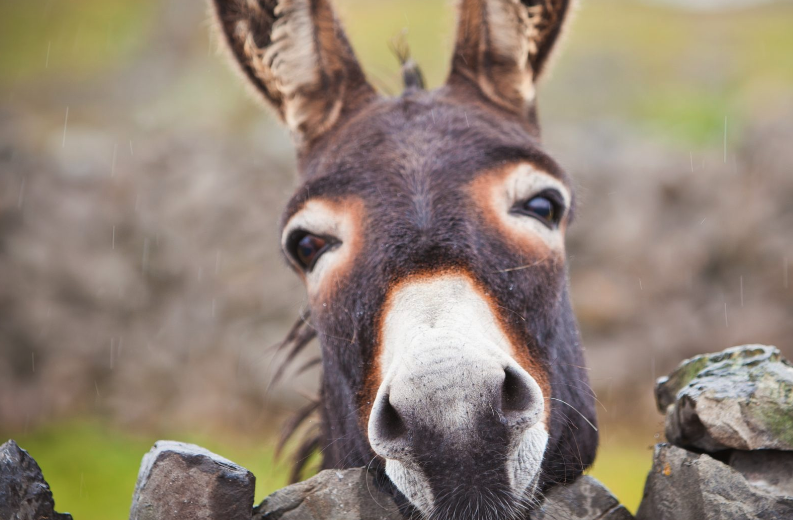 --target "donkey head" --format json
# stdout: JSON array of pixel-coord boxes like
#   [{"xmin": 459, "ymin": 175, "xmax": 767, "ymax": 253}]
[{"xmin": 212, "ymin": 1, "xmax": 597, "ymax": 518}]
